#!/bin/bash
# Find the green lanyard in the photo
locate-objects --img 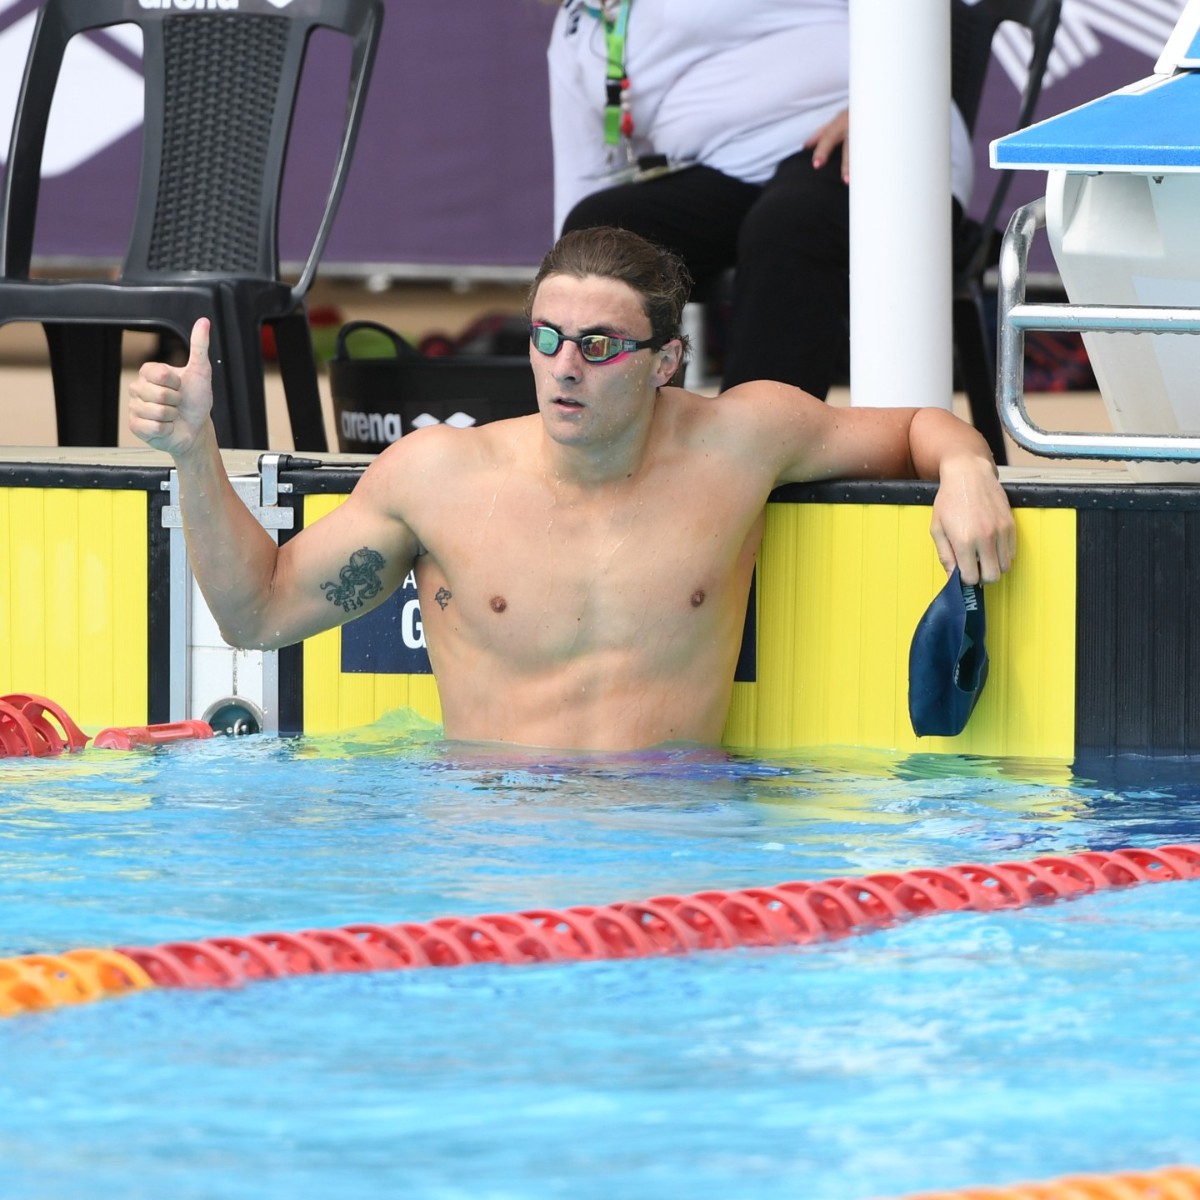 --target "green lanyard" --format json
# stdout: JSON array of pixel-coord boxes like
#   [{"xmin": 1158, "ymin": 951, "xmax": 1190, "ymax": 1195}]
[{"xmin": 599, "ymin": 0, "xmax": 632, "ymax": 148}]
